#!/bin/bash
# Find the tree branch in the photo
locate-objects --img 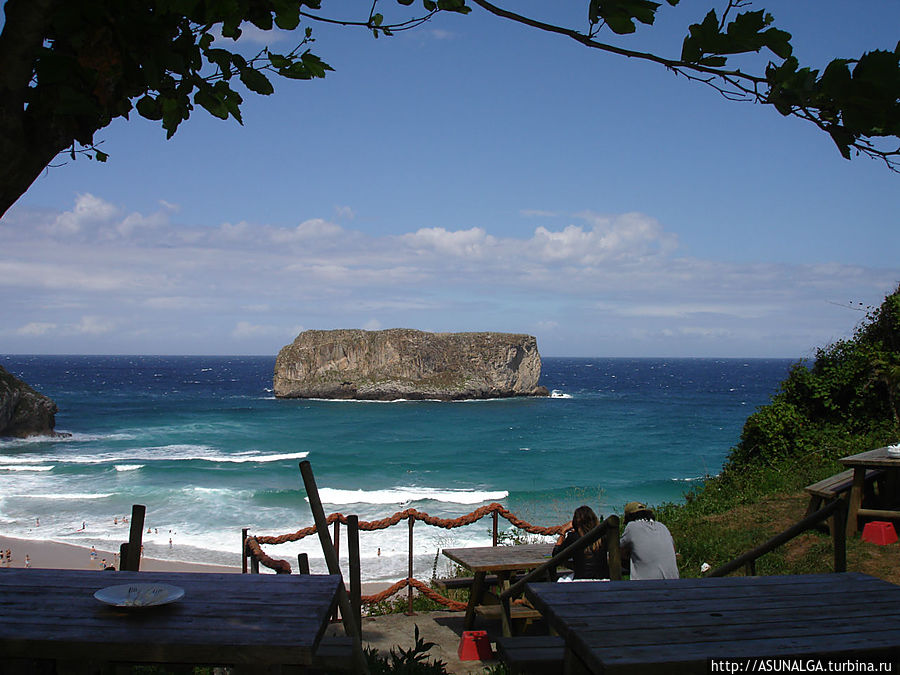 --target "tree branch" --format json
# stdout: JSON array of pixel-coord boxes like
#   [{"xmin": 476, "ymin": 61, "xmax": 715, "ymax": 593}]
[{"xmin": 467, "ymin": 0, "xmax": 766, "ymax": 85}]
